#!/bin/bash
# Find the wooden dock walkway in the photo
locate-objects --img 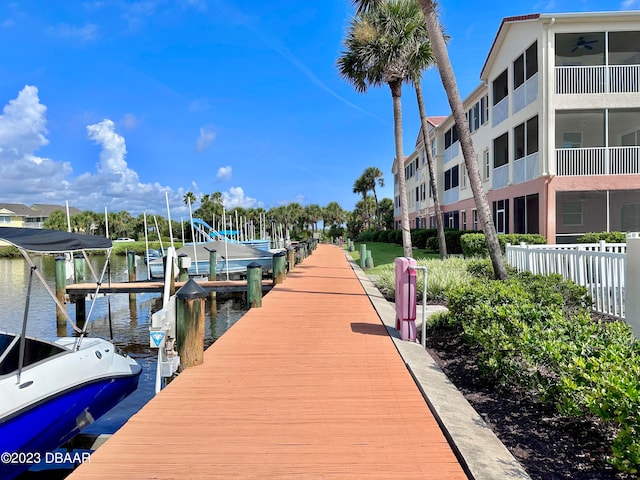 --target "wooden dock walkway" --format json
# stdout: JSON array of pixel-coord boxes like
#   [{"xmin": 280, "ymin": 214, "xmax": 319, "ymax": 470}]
[
  {"xmin": 68, "ymin": 244, "xmax": 467, "ymax": 479},
  {"xmin": 66, "ymin": 279, "xmax": 273, "ymax": 295}
]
